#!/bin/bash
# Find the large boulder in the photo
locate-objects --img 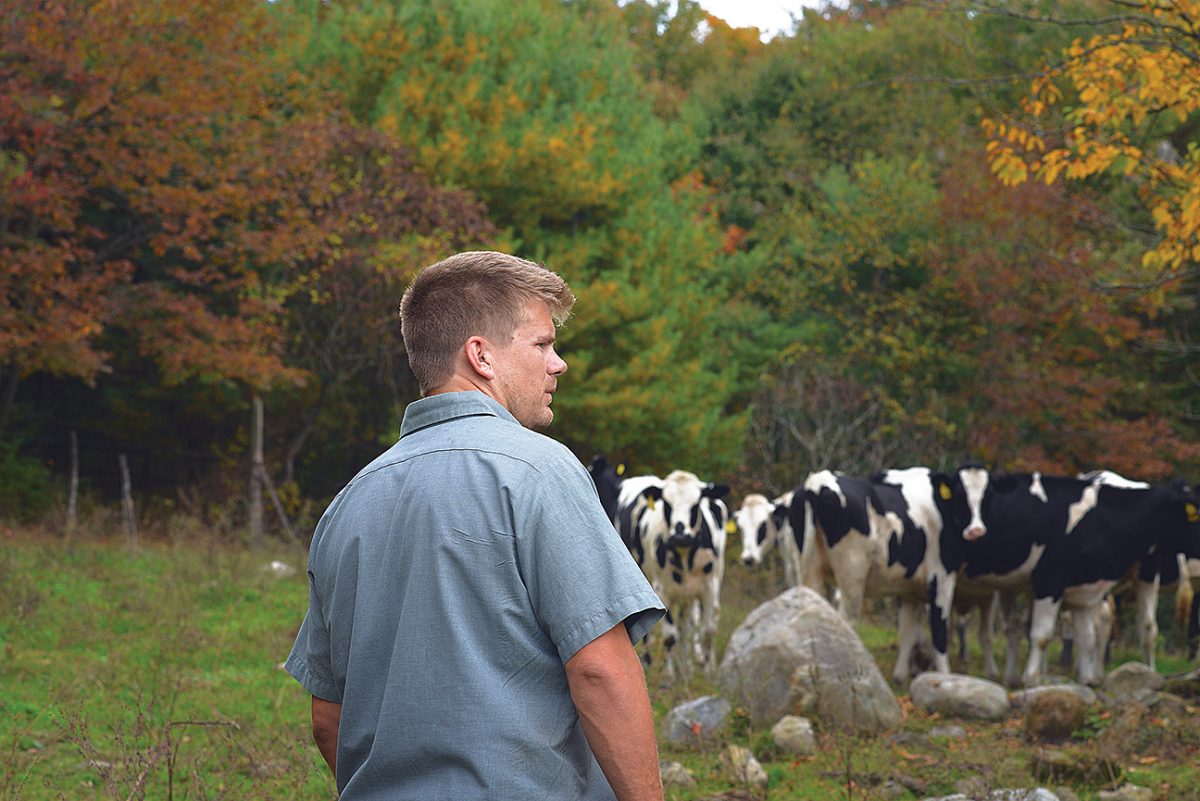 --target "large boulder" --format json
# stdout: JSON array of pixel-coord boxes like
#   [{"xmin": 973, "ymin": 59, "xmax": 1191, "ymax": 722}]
[
  {"xmin": 909, "ymin": 673, "xmax": 1010, "ymax": 721},
  {"xmin": 717, "ymin": 586, "xmax": 902, "ymax": 732}
]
